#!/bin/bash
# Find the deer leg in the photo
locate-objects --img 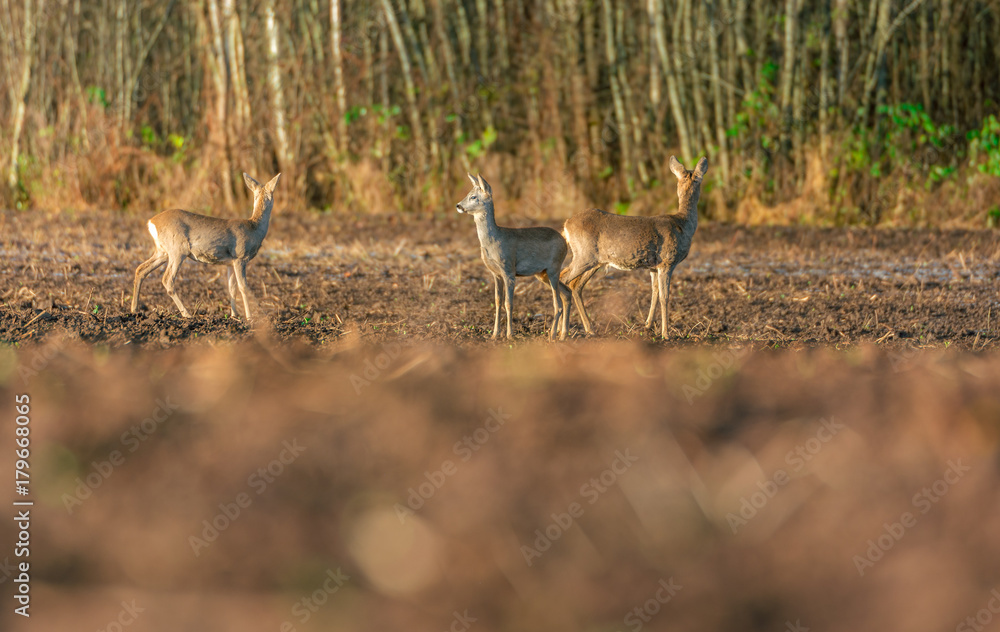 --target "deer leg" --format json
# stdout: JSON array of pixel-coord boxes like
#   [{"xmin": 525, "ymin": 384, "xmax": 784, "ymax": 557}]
[
  {"xmin": 645, "ymin": 270, "xmax": 659, "ymax": 329},
  {"xmin": 571, "ymin": 266, "xmax": 601, "ymax": 335},
  {"xmin": 538, "ymin": 271, "xmax": 561, "ymax": 341},
  {"xmin": 225, "ymin": 267, "xmax": 240, "ymax": 318},
  {"xmin": 490, "ymin": 272, "xmax": 502, "ymax": 339},
  {"xmin": 232, "ymin": 259, "xmax": 254, "ymax": 322},
  {"xmin": 503, "ymin": 274, "xmax": 515, "ymax": 339},
  {"xmin": 161, "ymin": 256, "xmax": 191, "ymax": 318},
  {"xmin": 131, "ymin": 251, "xmax": 167, "ymax": 313},
  {"xmin": 659, "ymin": 268, "xmax": 672, "ymax": 338},
  {"xmin": 558, "ymin": 280, "xmax": 571, "ymax": 339},
  {"xmin": 549, "ymin": 269, "xmax": 567, "ymax": 341},
  {"xmin": 561, "ymin": 261, "xmax": 592, "ymax": 333}
]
